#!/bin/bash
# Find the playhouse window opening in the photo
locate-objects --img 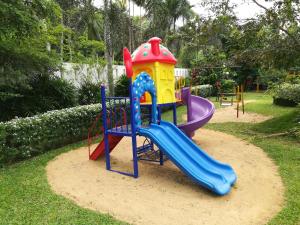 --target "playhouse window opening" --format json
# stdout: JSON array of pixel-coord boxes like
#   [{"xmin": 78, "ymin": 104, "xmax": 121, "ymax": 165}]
[{"xmin": 140, "ymin": 91, "xmax": 153, "ymax": 127}]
